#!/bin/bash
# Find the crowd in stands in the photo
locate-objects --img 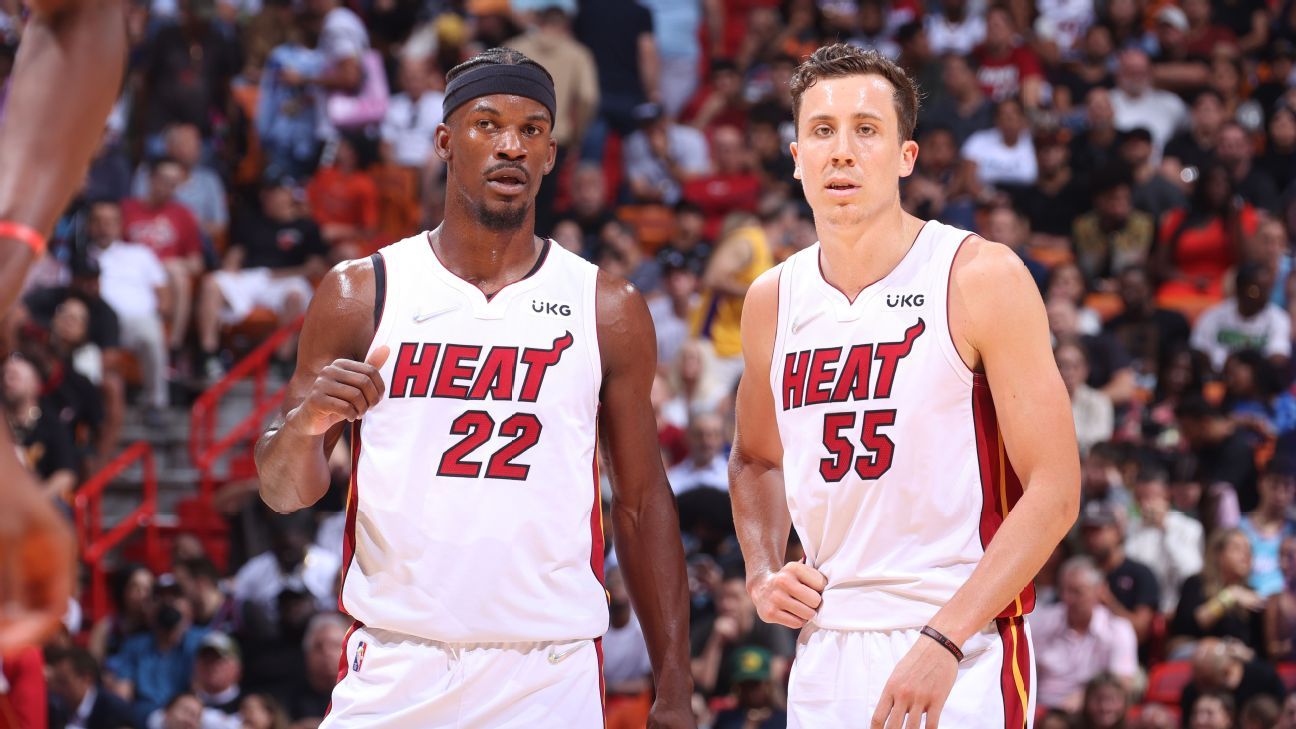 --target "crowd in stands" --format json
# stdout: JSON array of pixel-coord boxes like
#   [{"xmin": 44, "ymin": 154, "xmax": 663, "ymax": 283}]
[{"xmin": 1, "ymin": 0, "xmax": 1295, "ymax": 727}]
